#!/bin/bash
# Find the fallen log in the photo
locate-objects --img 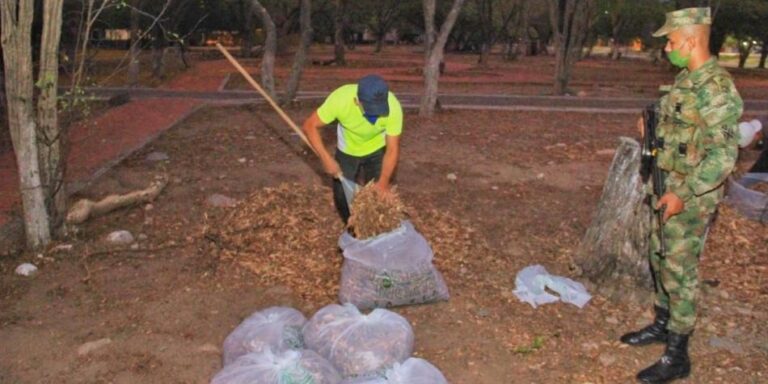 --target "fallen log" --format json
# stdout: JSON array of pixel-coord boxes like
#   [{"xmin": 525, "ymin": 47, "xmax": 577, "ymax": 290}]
[{"xmin": 66, "ymin": 179, "xmax": 167, "ymax": 224}]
